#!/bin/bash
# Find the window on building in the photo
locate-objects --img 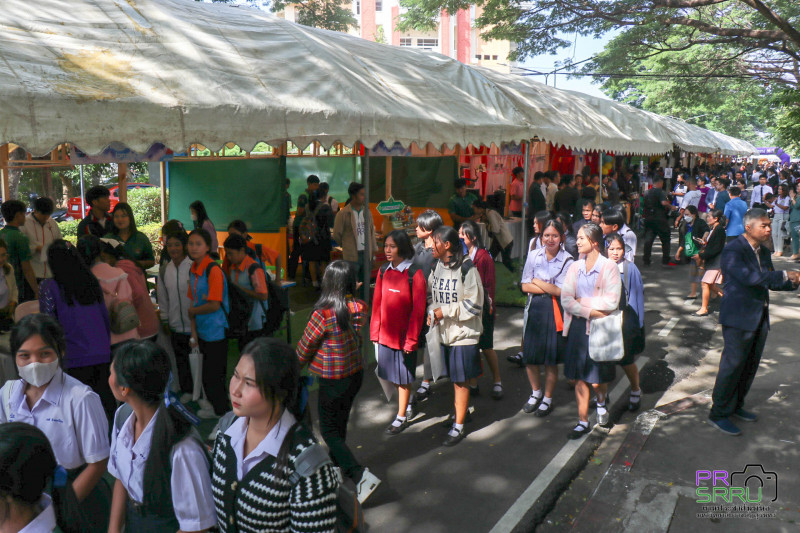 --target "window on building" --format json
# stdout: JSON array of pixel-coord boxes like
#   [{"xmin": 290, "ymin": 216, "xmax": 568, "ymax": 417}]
[
  {"xmin": 376, "ymin": 0, "xmax": 383, "ymax": 11},
  {"xmin": 483, "ymin": 55, "xmax": 491, "ymax": 60},
  {"xmin": 400, "ymin": 38, "xmax": 413, "ymax": 47},
  {"xmin": 492, "ymin": 55, "xmax": 498, "ymax": 60},
  {"xmin": 417, "ymin": 38, "xmax": 439, "ymax": 50},
  {"xmin": 475, "ymin": 55, "xmax": 481, "ymax": 60},
  {"xmin": 356, "ymin": 1, "xmax": 360, "ymax": 15}
]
